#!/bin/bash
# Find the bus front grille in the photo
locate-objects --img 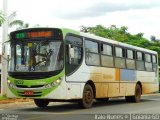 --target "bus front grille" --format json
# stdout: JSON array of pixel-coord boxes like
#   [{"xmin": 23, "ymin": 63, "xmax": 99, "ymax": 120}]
[{"xmin": 16, "ymin": 85, "xmax": 44, "ymax": 88}]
